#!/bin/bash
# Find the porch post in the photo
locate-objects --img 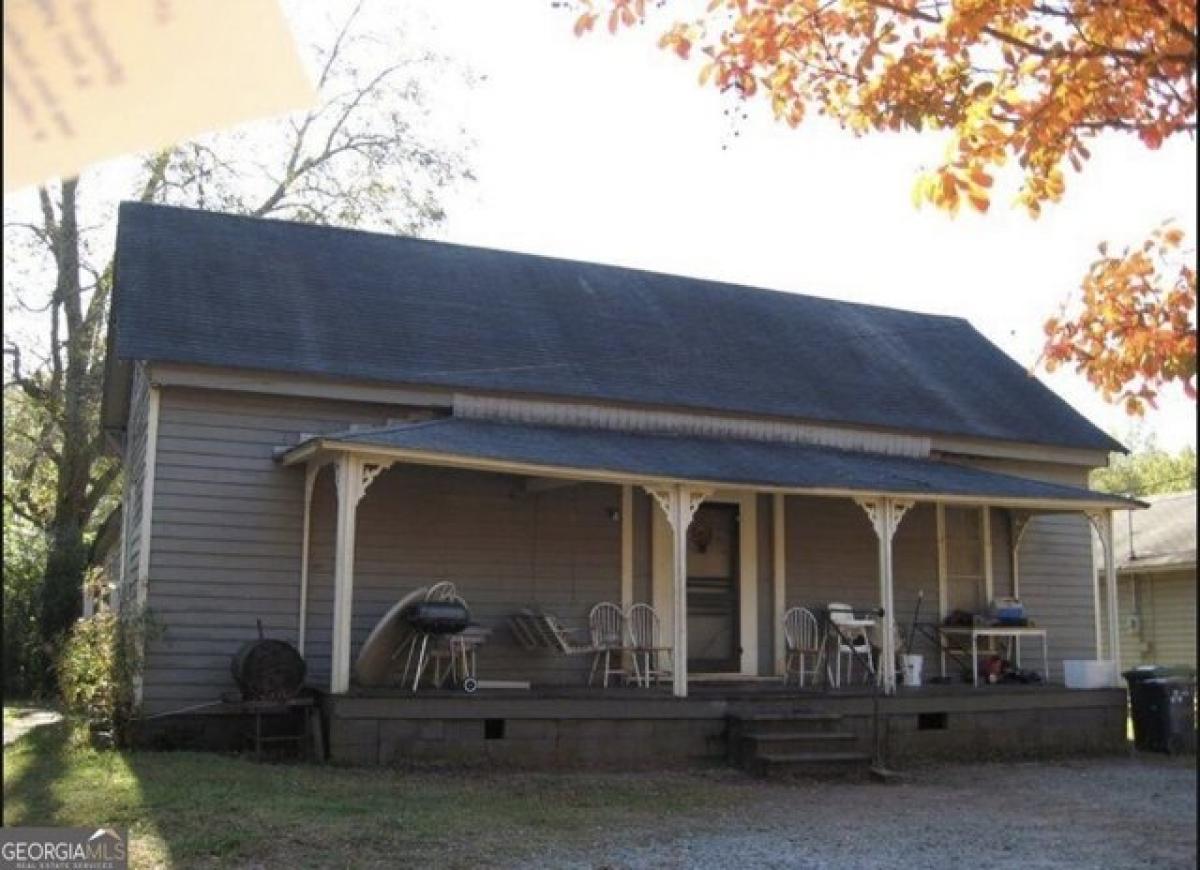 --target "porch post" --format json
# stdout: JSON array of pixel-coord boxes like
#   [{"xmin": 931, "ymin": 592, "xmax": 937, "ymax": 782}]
[
  {"xmin": 855, "ymin": 496, "xmax": 913, "ymax": 694},
  {"xmin": 297, "ymin": 461, "xmax": 320, "ymax": 657},
  {"xmin": 1088, "ymin": 509, "xmax": 1122, "ymax": 684},
  {"xmin": 620, "ymin": 484, "xmax": 634, "ymax": 610},
  {"xmin": 330, "ymin": 454, "xmax": 392, "ymax": 694},
  {"xmin": 772, "ymin": 493, "xmax": 786, "ymax": 677},
  {"xmin": 331, "ymin": 454, "xmax": 361, "ymax": 694},
  {"xmin": 645, "ymin": 484, "xmax": 711, "ymax": 698}
]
